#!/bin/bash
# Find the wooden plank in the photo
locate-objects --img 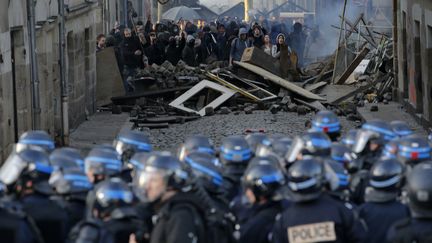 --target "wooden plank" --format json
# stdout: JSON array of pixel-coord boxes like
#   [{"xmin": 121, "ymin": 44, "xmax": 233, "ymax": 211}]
[
  {"xmin": 234, "ymin": 61, "xmax": 326, "ymax": 101},
  {"xmin": 320, "ymin": 85, "xmax": 358, "ymax": 104},
  {"xmin": 96, "ymin": 47, "xmax": 125, "ymax": 106},
  {"xmin": 305, "ymin": 81, "xmax": 328, "ymax": 92},
  {"xmin": 294, "ymin": 98, "xmax": 327, "ymax": 111},
  {"xmin": 335, "ymin": 47, "xmax": 370, "ymax": 84},
  {"xmin": 241, "ymin": 47, "xmax": 280, "ymax": 76},
  {"xmin": 331, "ymin": 78, "xmax": 383, "ymax": 105}
]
